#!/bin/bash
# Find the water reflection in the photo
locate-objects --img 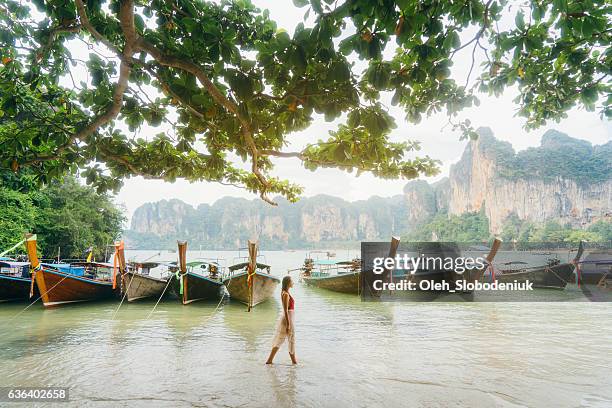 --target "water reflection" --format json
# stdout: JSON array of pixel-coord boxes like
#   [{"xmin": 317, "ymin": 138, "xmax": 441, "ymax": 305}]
[
  {"xmin": 267, "ymin": 364, "xmax": 298, "ymax": 408},
  {"xmin": 222, "ymin": 299, "xmax": 278, "ymax": 352}
]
